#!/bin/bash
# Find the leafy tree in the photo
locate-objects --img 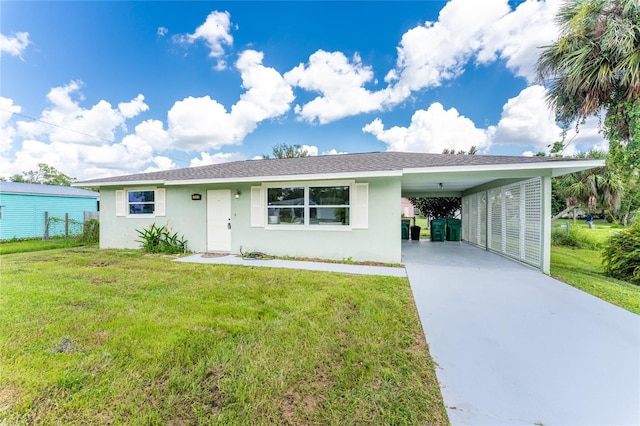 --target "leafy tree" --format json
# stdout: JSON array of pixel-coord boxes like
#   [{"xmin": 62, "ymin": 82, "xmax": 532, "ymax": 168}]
[
  {"xmin": 537, "ymin": 0, "xmax": 640, "ymax": 173},
  {"xmin": 554, "ymin": 151, "xmax": 625, "ymax": 220},
  {"xmin": 408, "ymin": 197, "xmax": 461, "ymax": 219},
  {"xmin": 442, "ymin": 146, "xmax": 477, "ymax": 155},
  {"xmin": 9, "ymin": 163, "xmax": 75, "ymax": 186},
  {"xmin": 601, "ymin": 220, "xmax": 640, "ymax": 284},
  {"xmin": 618, "ymin": 171, "xmax": 640, "ymax": 225},
  {"xmin": 263, "ymin": 143, "xmax": 309, "ymax": 159}
]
